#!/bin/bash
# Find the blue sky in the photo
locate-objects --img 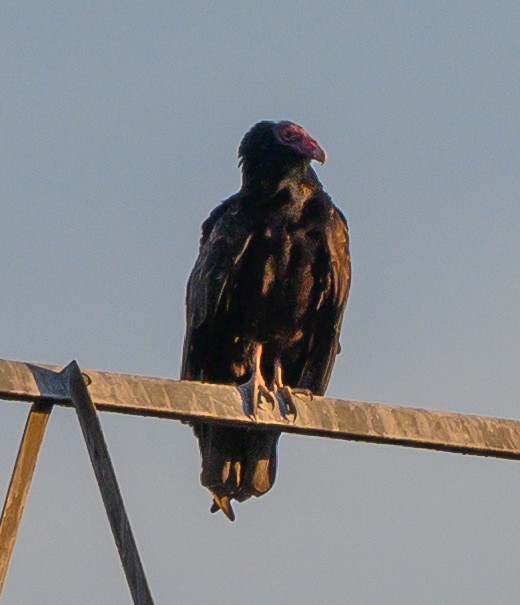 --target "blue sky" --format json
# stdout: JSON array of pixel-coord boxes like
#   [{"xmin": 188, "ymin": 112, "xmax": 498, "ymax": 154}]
[{"xmin": 2, "ymin": 2, "xmax": 520, "ymax": 603}]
